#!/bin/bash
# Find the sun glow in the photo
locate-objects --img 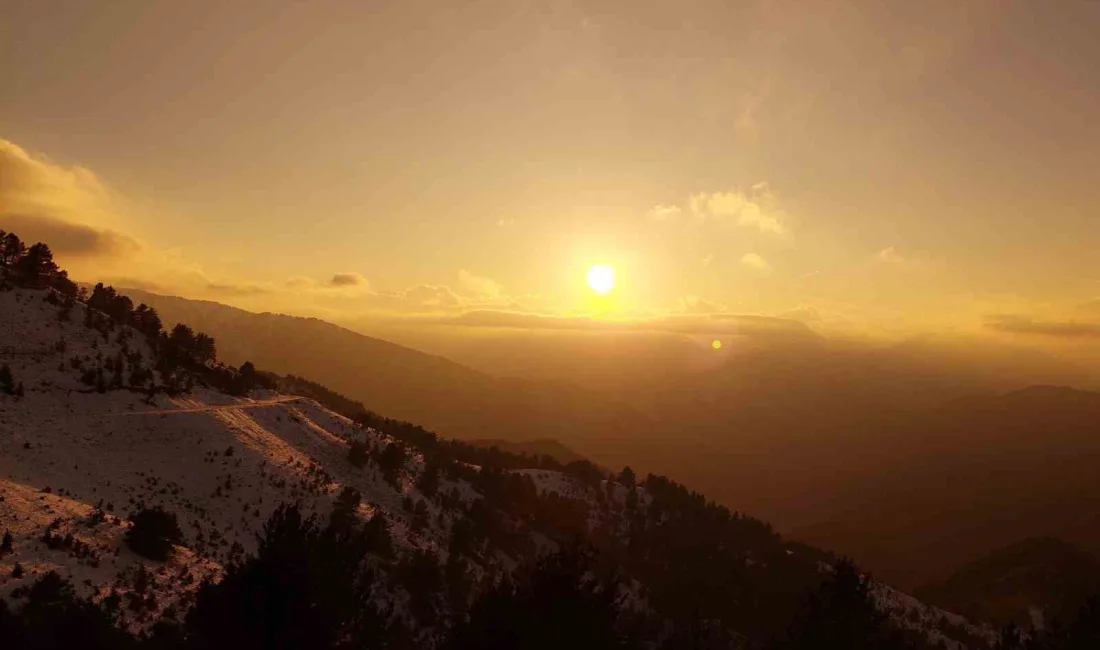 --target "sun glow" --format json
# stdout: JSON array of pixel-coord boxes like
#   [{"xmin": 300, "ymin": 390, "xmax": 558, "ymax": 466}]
[{"xmin": 586, "ymin": 265, "xmax": 616, "ymax": 295}]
